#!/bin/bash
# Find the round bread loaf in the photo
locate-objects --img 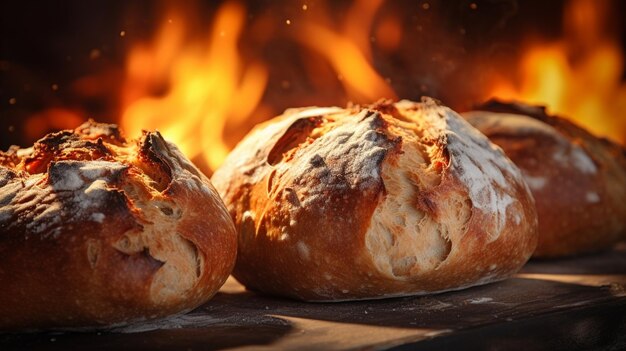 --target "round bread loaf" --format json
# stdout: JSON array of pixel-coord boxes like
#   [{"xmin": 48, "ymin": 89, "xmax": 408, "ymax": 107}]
[
  {"xmin": 212, "ymin": 98, "xmax": 538, "ymax": 301},
  {"xmin": 0, "ymin": 121, "xmax": 237, "ymax": 331},
  {"xmin": 464, "ymin": 100, "xmax": 626, "ymax": 258}
]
